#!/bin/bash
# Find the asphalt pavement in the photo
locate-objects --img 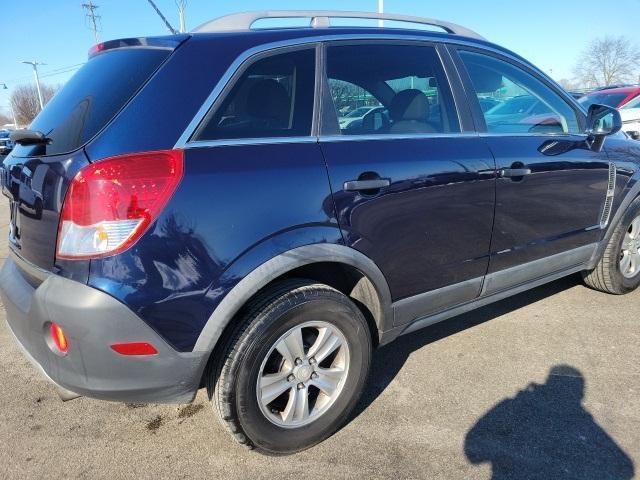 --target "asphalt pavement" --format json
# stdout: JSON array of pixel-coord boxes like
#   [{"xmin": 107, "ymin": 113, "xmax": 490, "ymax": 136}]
[{"xmin": 0, "ymin": 194, "xmax": 638, "ymax": 479}]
